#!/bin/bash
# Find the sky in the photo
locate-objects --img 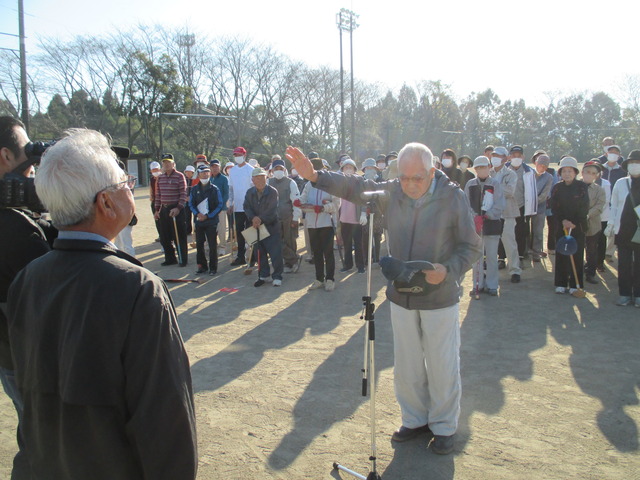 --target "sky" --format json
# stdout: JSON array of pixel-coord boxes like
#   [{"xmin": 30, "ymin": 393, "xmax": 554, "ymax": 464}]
[{"xmin": 1, "ymin": 0, "xmax": 640, "ymax": 108}]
